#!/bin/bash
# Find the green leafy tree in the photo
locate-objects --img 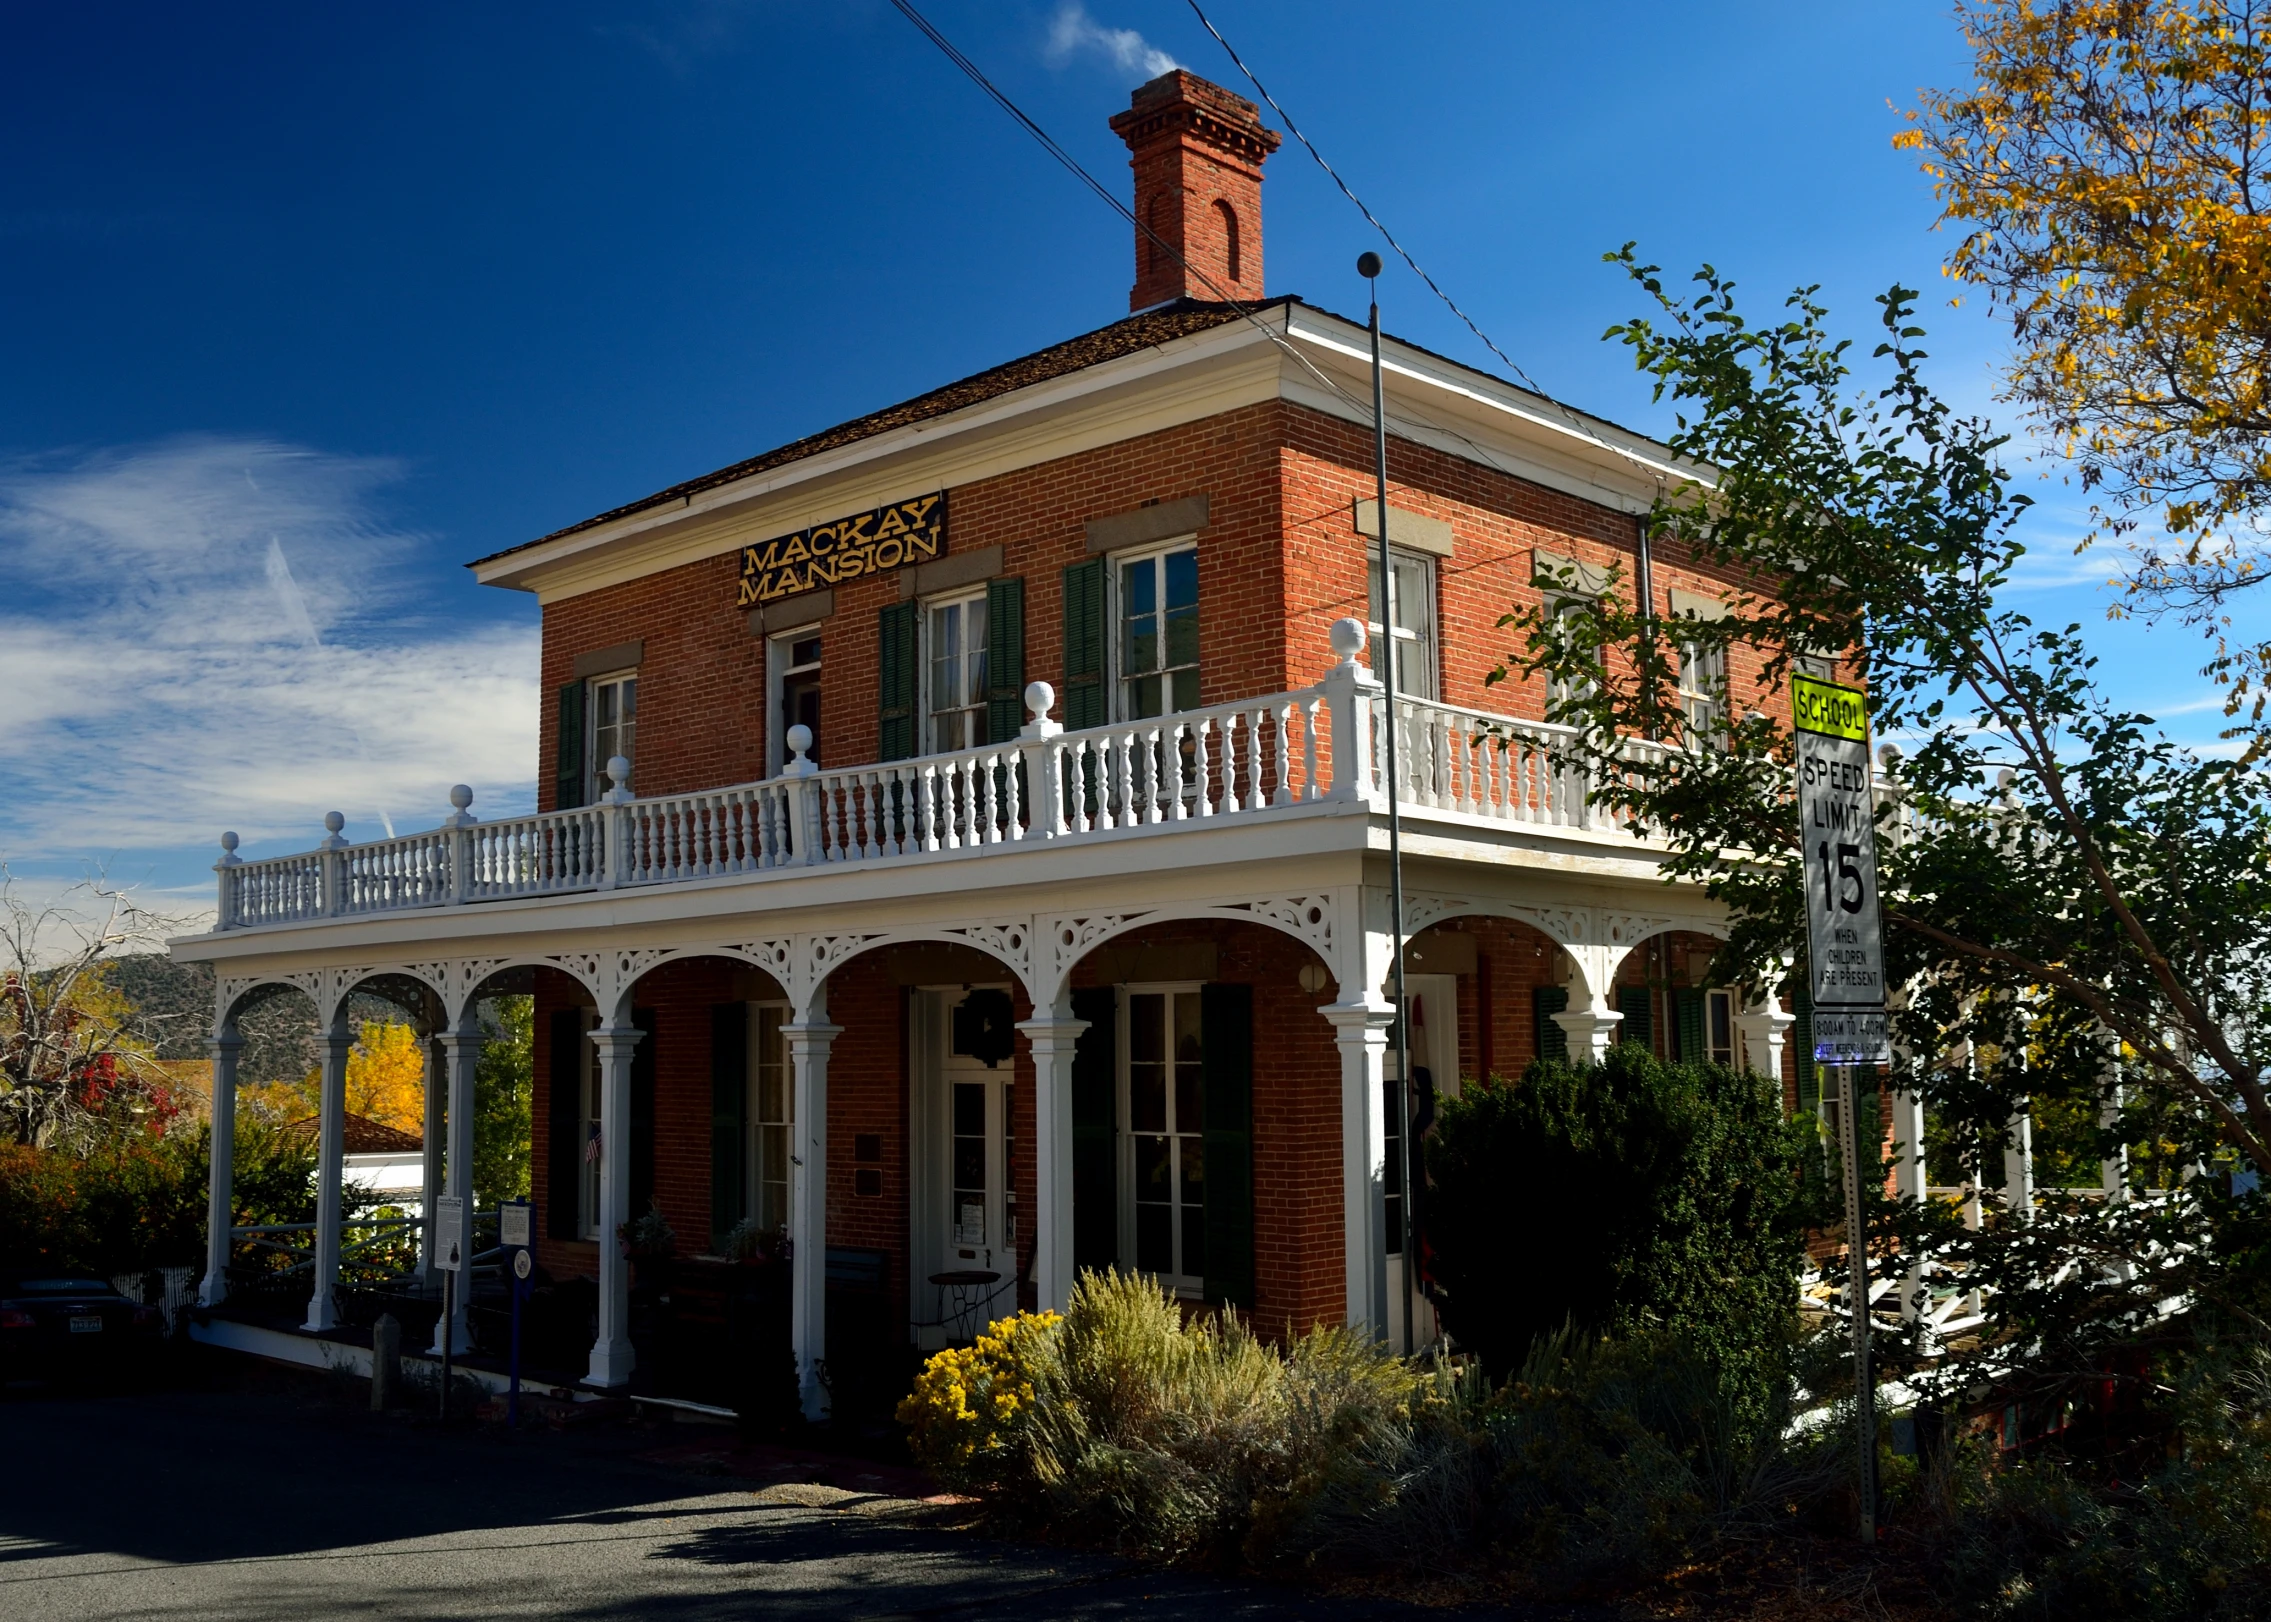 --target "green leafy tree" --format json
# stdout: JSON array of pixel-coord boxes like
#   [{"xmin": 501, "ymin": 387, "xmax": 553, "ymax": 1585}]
[
  {"xmin": 1423, "ymin": 1046, "xmax": 1821, "ymax": 1391},
  {"xmin": 471, "ymin": 995, "xmax": 532, "ymax": 1208},
  {"xmin": 1496, "ymin": 252, "xmax": 2271, "ymax": 1389}
]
